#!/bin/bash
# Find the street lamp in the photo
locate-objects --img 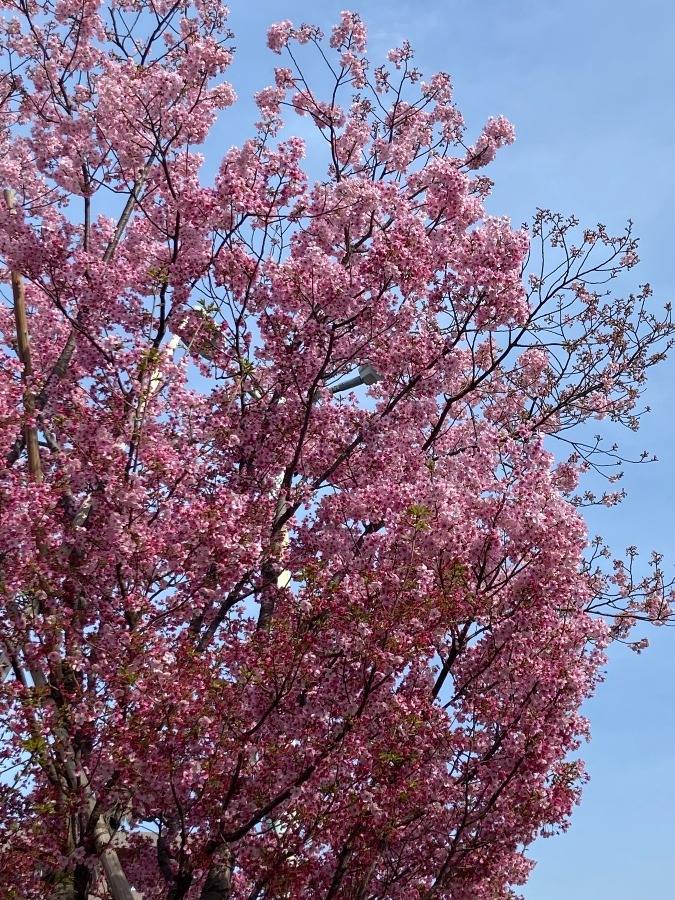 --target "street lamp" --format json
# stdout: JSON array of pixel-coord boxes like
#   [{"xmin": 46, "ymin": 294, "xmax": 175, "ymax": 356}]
[{"xmin": 327, "ymin": 363, "xmax": 382, "ymax": 394}]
